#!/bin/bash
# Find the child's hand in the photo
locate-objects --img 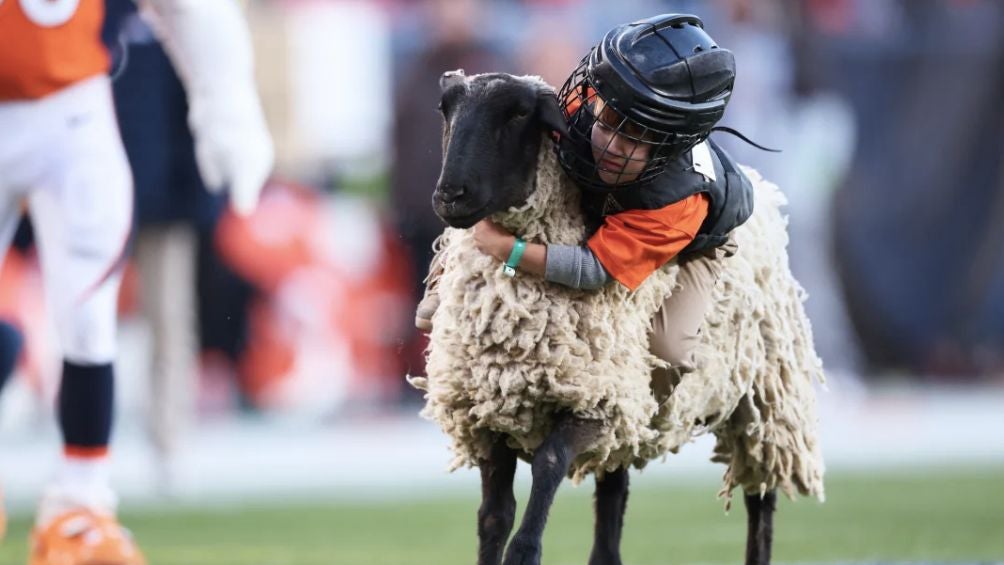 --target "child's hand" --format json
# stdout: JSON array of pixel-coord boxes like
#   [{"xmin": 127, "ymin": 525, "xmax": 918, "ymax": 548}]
[{"xmin": 473, "ymin": 219, "xmax": 515, "ymax": 262}]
